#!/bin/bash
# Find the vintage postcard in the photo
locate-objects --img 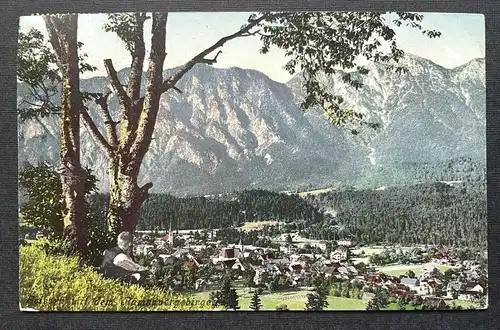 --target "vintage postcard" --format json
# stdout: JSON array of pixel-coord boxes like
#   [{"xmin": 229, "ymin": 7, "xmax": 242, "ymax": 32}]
[{"xmin": 18, "ymin": 11, "xmax": 486, "ymax": 311}]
